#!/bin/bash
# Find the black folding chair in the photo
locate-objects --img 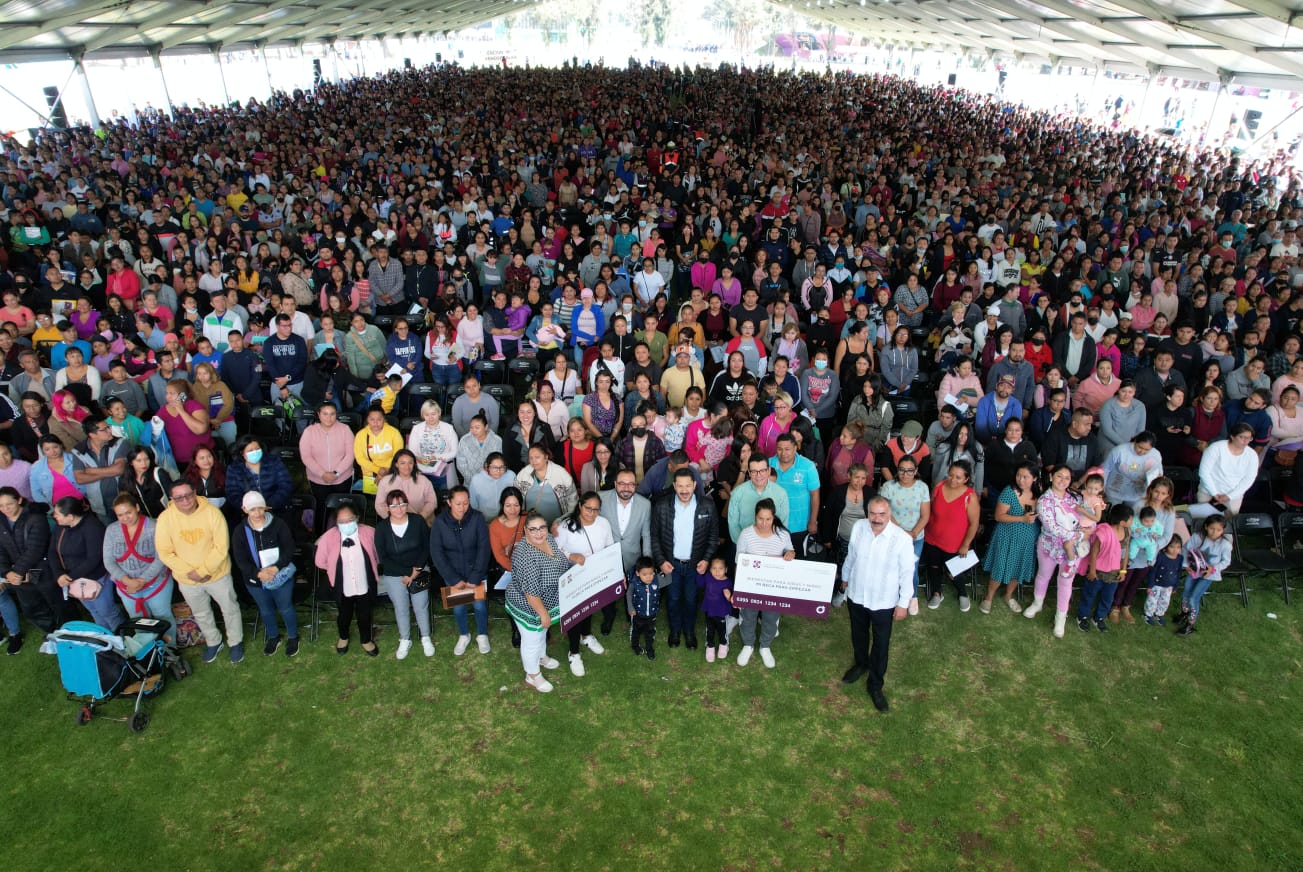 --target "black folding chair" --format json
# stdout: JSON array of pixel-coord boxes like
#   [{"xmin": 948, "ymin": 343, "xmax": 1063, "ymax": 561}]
[
  {"xmin": 1273, "ymin": 512, "xmax": 1303, "ymax": 605},
  {"xmin": 405, "ymin": 382, "xmax": 442, "ymax": 417},
  {"xmin": 1230, "ymin": 510, "xmax": 1292, "ymax": 604},
  {"xmin": 1164, "ymin": 466, "xmax": 1197, "ymax": 505},
  {"xmin": 247, "ymin": 405, "xmax": 286, "ymax": 447}
]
